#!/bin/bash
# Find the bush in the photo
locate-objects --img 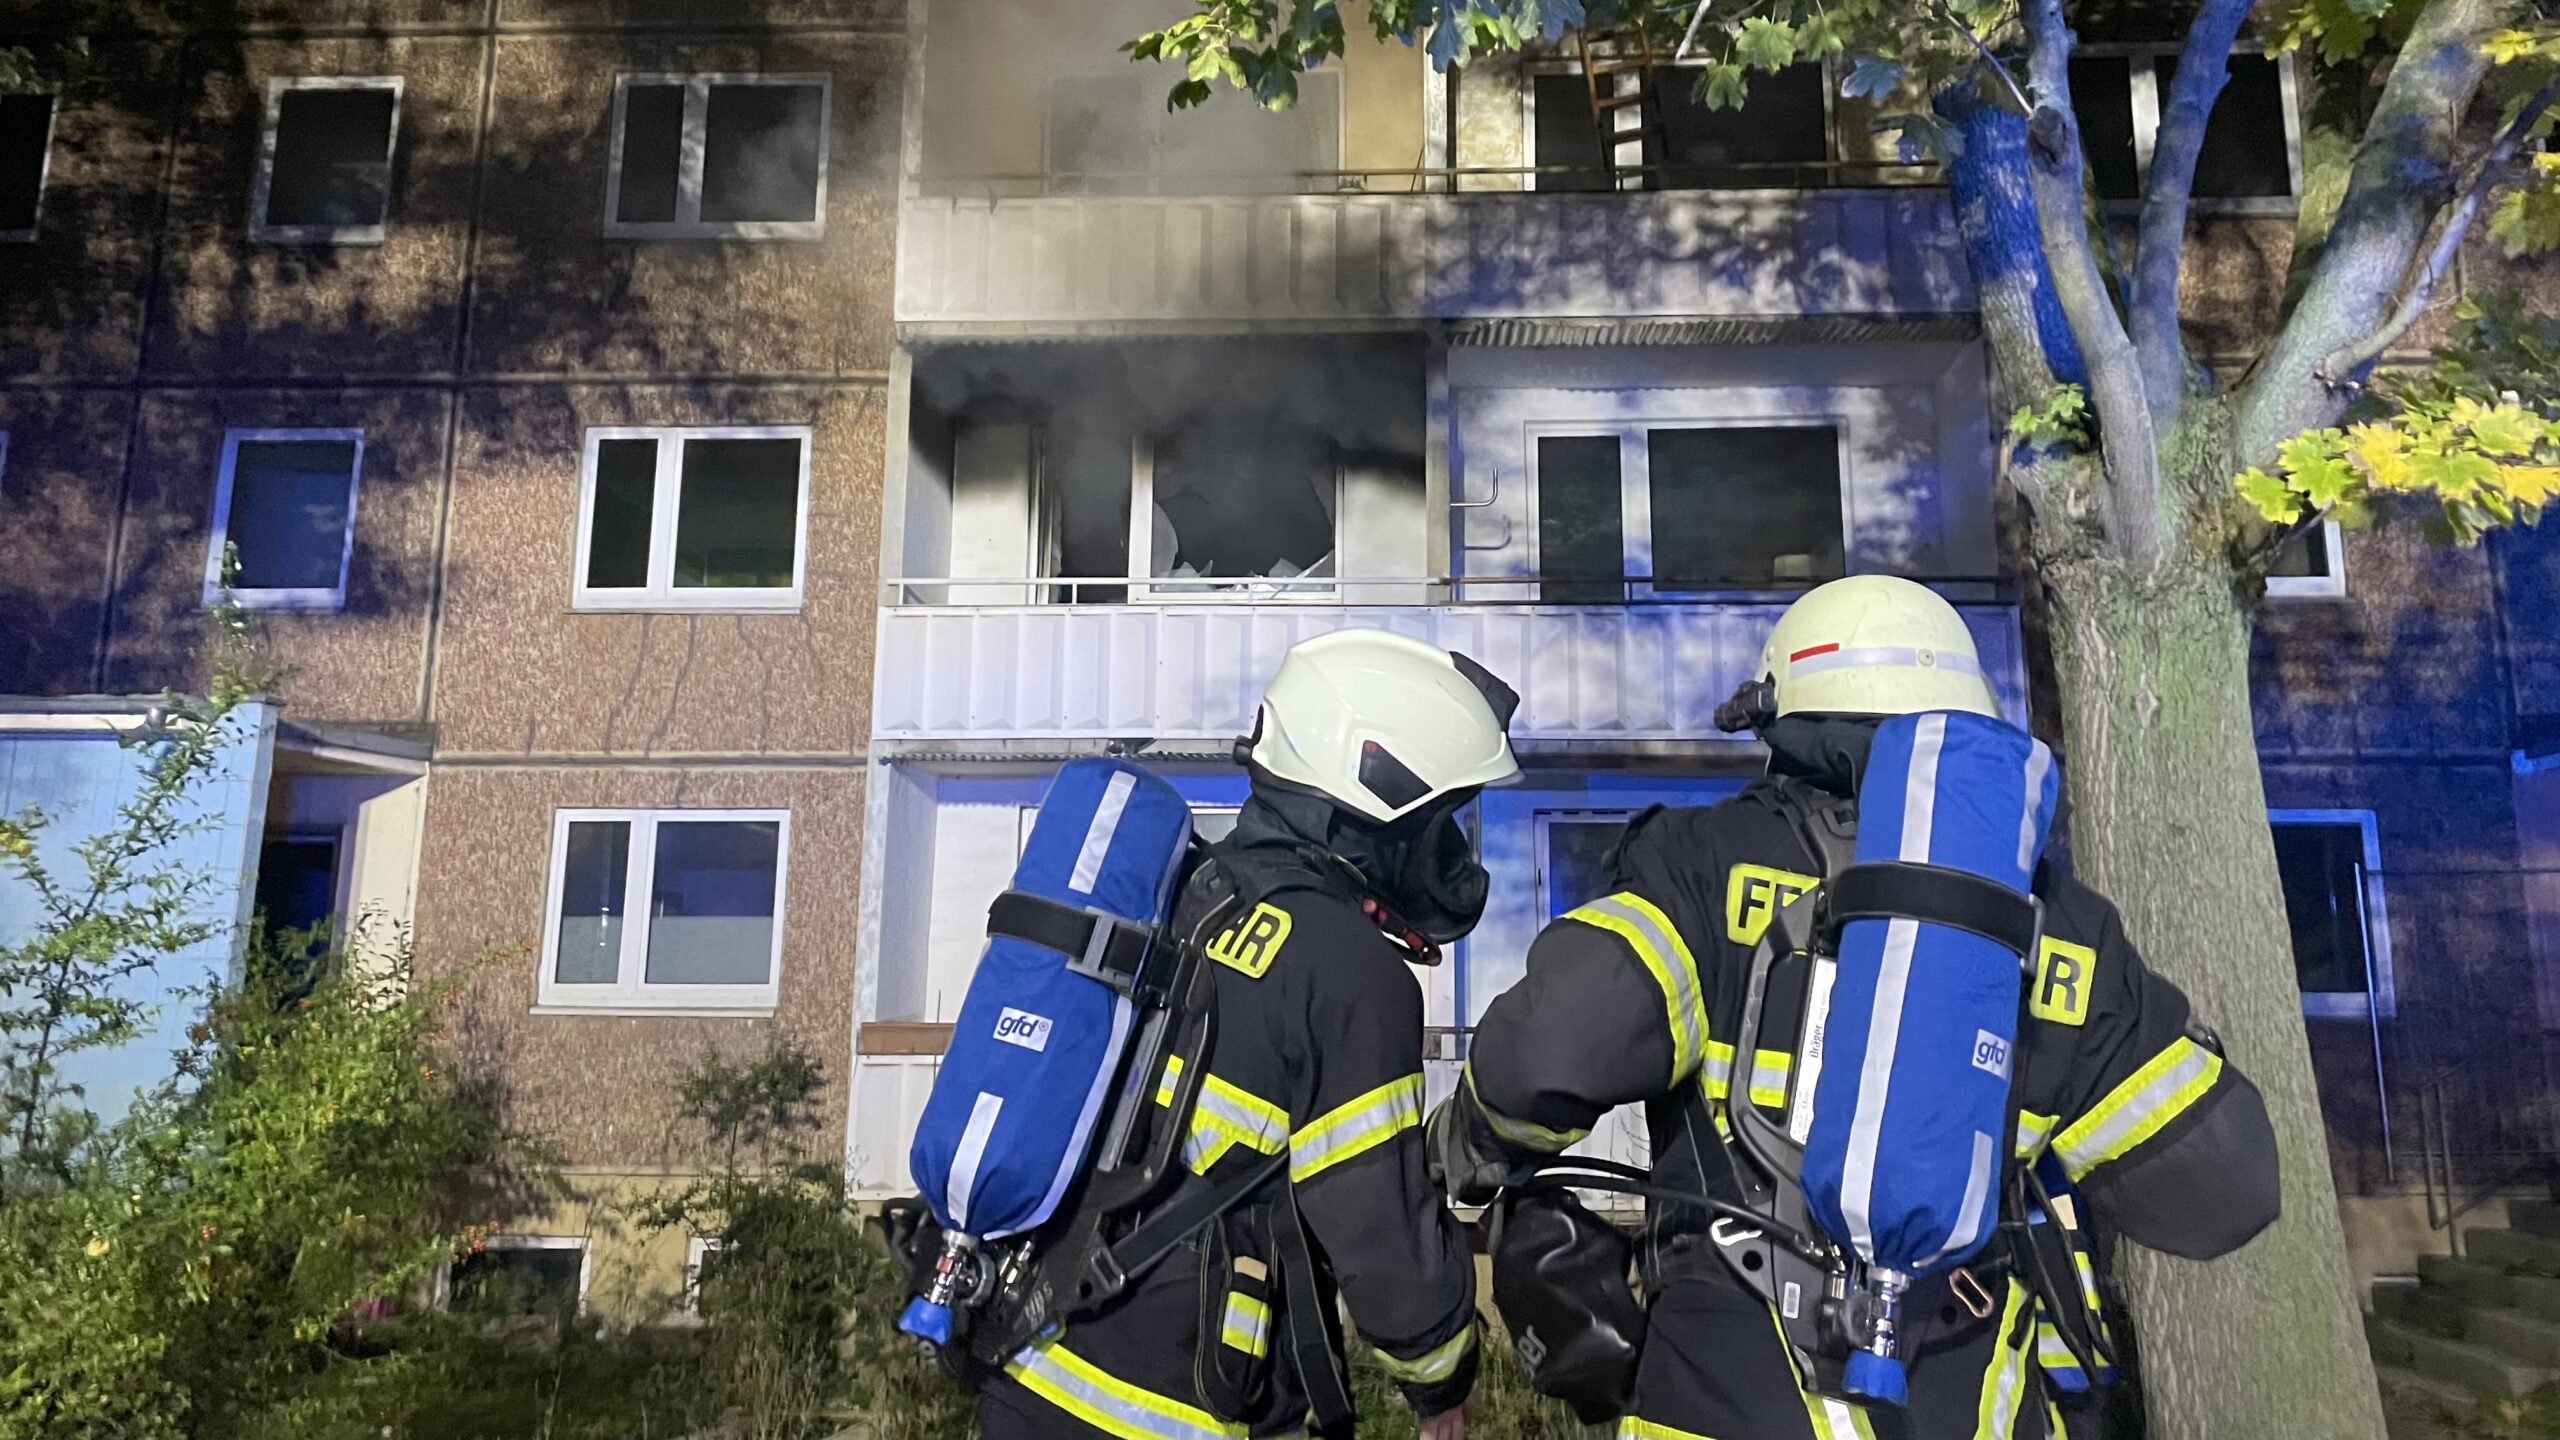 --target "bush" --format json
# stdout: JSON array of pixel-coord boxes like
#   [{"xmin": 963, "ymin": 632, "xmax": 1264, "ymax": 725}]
[{"xmin": 0, "ymin": 943, "xmax": 523, "ymax": 1440}]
